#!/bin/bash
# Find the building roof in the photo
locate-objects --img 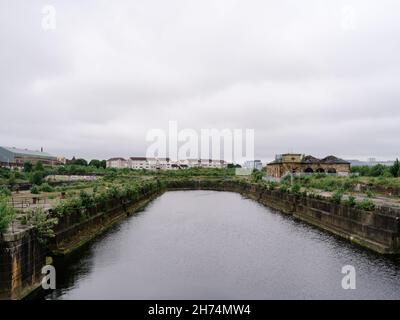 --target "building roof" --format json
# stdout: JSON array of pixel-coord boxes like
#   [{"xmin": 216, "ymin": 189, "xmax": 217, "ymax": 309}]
[
  {"xmin": 130, "ymin": 157, "xmax": 170, "ymax": 161},
  {"xmin": 267, "ymin": 154, "xmax": 350, "ymax": 165},
  {"xmin": 130, "ymin": 157, "xmax": 147, "ymax": 161},
  {"xmin": 302, "ymin": 155, "xmax": 320, "ymax": 164},
  {"xmin": 320, "ymin": 155, "xmax": 350, "ymax": 164},
  {"xmin": 107, "ymin": 157, "xmax": 126, "ymax": 161},
  {"xmin": 0, "ymin": 146, "xmax": 56, "ymax": 159},
  {"xmin": 267, "ymin": 159, "xmax": 281, "ymax": 165}
]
